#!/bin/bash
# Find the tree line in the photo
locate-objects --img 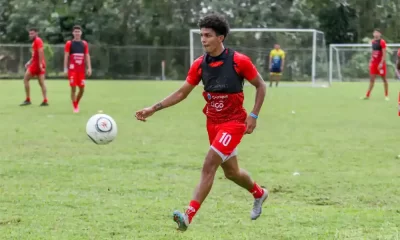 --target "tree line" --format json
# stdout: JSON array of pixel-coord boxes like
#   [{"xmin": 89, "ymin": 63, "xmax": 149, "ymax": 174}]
[{"xmin": 0, "ymin": 0, "xmax": 399, "ymax": 80}]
